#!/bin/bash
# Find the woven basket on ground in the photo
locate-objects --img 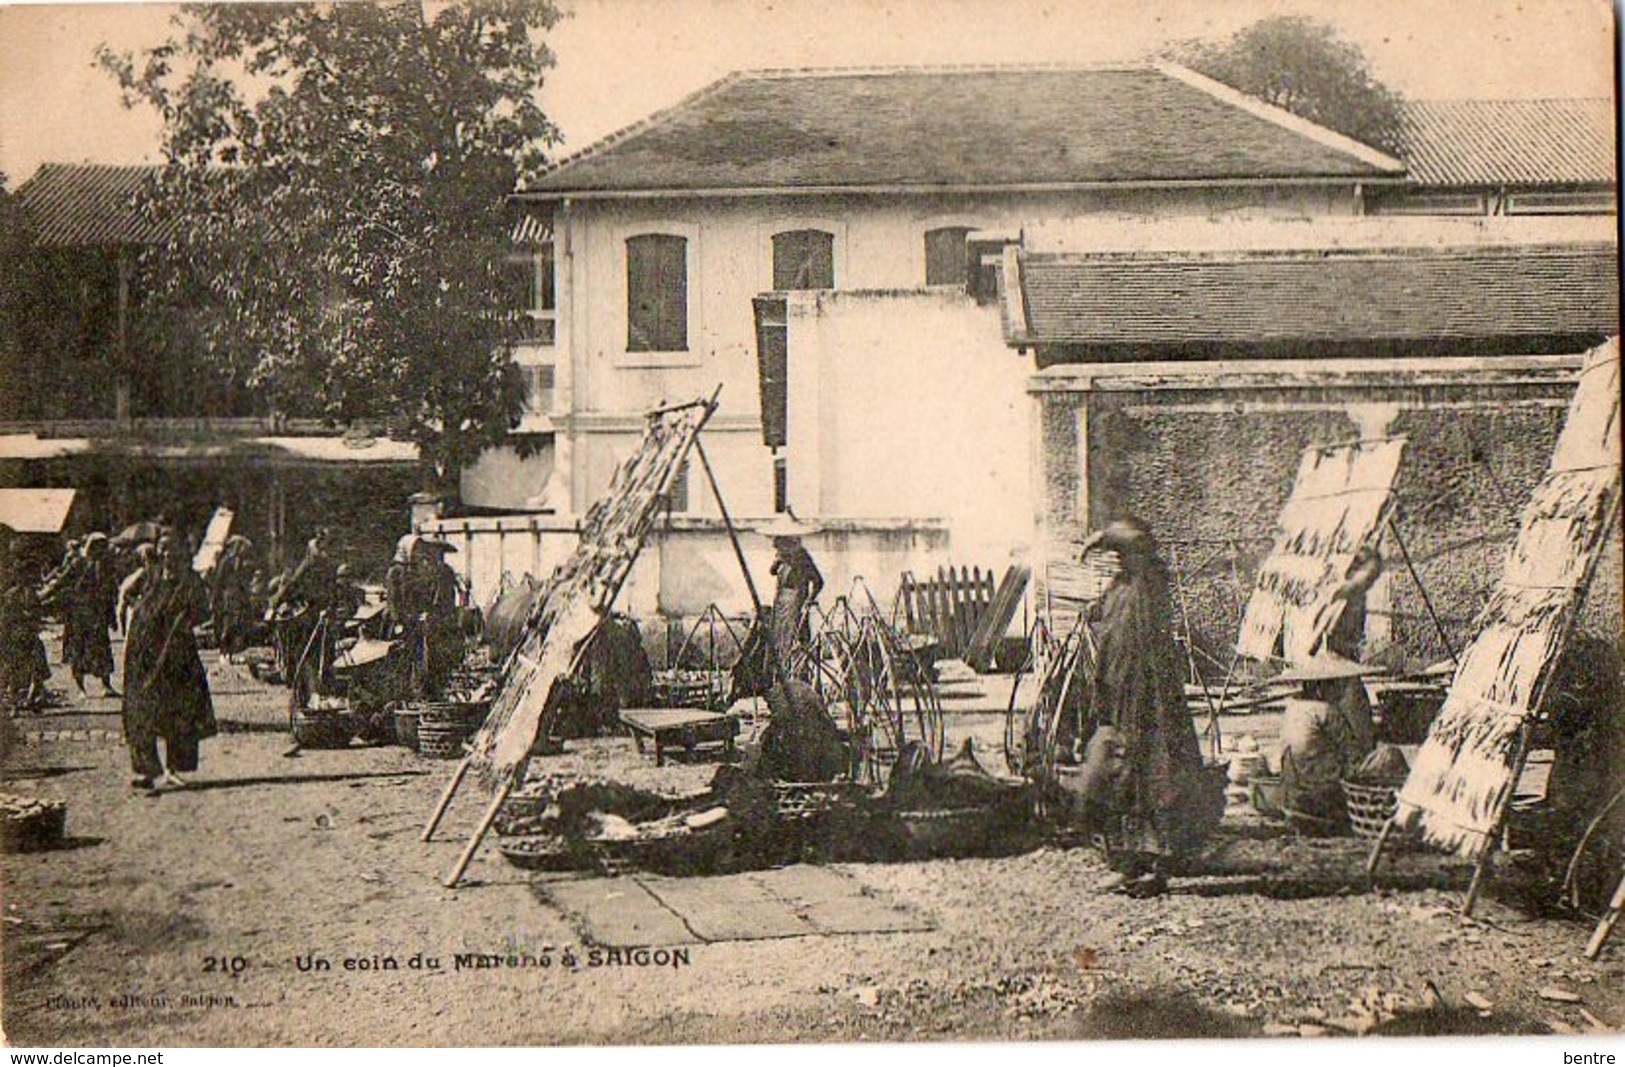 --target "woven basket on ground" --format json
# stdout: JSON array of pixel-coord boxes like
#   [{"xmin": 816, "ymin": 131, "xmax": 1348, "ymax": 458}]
[
  {"xmin": 1, "ymin": 796, "xmax": 66, "ymax": 853},
  {"xmin": 416, "ymin": 704, "xmax": 472, "ymax": 759},
  {"xmin": 392, "ymin": 705, "xmax": 421, "ymax": 750},
  {"xmin": 584, "ymin": 820, "xmax": 733, "ymax": 877},
  {"xmin": 292, "ymin": 711, "xmax": 352, "ymax": 750},
  {"xmin": 1342, "ymin": 776, "xmax": 1408, "ymax": 840}
]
